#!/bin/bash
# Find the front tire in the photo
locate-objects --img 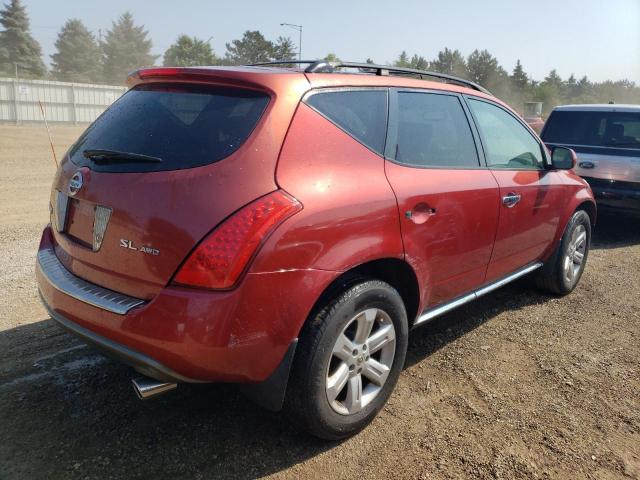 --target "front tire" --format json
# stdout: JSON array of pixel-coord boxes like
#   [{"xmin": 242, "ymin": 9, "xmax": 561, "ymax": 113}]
[
  {"xmin": 536, "ymin": 209, "xmax": 591, "ymax": 295},
  {"xmin": 285, "ymin": 279, "xmax": 408, "ymax": 440}
]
